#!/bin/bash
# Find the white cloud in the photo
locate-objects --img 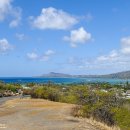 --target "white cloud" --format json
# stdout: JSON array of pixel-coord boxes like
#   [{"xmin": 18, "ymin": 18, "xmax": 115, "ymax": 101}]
[
  {"xmin": 65, "ymin": 36, "xmax": 130, "ymax": 73},
  {"xmin": 27, "ymin": 52, "xmax": 38, "ymax": 60},
  {"xmin": 0, "ymin": 0, "xmax": 22, "ymax": 27},
  {"xmin": 15, "ymin": 33, "xmax": 26, "ymax": 41},
  {"xmin": 121, "ymin": 36, "xmax": 130, "ymax": 55},
  {"xmin": 41, "ymin": 50, "xmax": 55, "ymax": 61},
  {"xmin": 27, "ymin": 50, "xmax": 55, "ymax": 61},
  {"xmin": 64, "ymin": 27, "xmax": 92, "ymax": 47},
  {"xmin": 66, "ymin": 55, "xmax": 129, "ymax": 74},
  {"xmin": 79, "ymin": 13, "xmax": 93, "ymax": 22},
  {"xmin": 44, "ymin": 50, "xmax": 55, "ymax": 56},
  {"xmin": 97, "ymin": 50, "xmax": 119, "ymax": 62},
  {"xmin": 94, "ymin": 38, "xmax": 130, "ymax": 71},
  {"xmin": 96, "ymin": 36, "xmax": 130, "ymax": 66},
  {"xmin": 30, "ymin": 7, "xmax": 77, "ymax": 30},
  {"xmin": 0, "ymin": 38, "xmax": 13, "ymax": 53},
  {"xmin": 9, "ymin": 7, "xmax": 22, "ymax": 28},
  {"xmin": 0, "ymin": 0, "xmax": 11, "ymax": 21}
]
